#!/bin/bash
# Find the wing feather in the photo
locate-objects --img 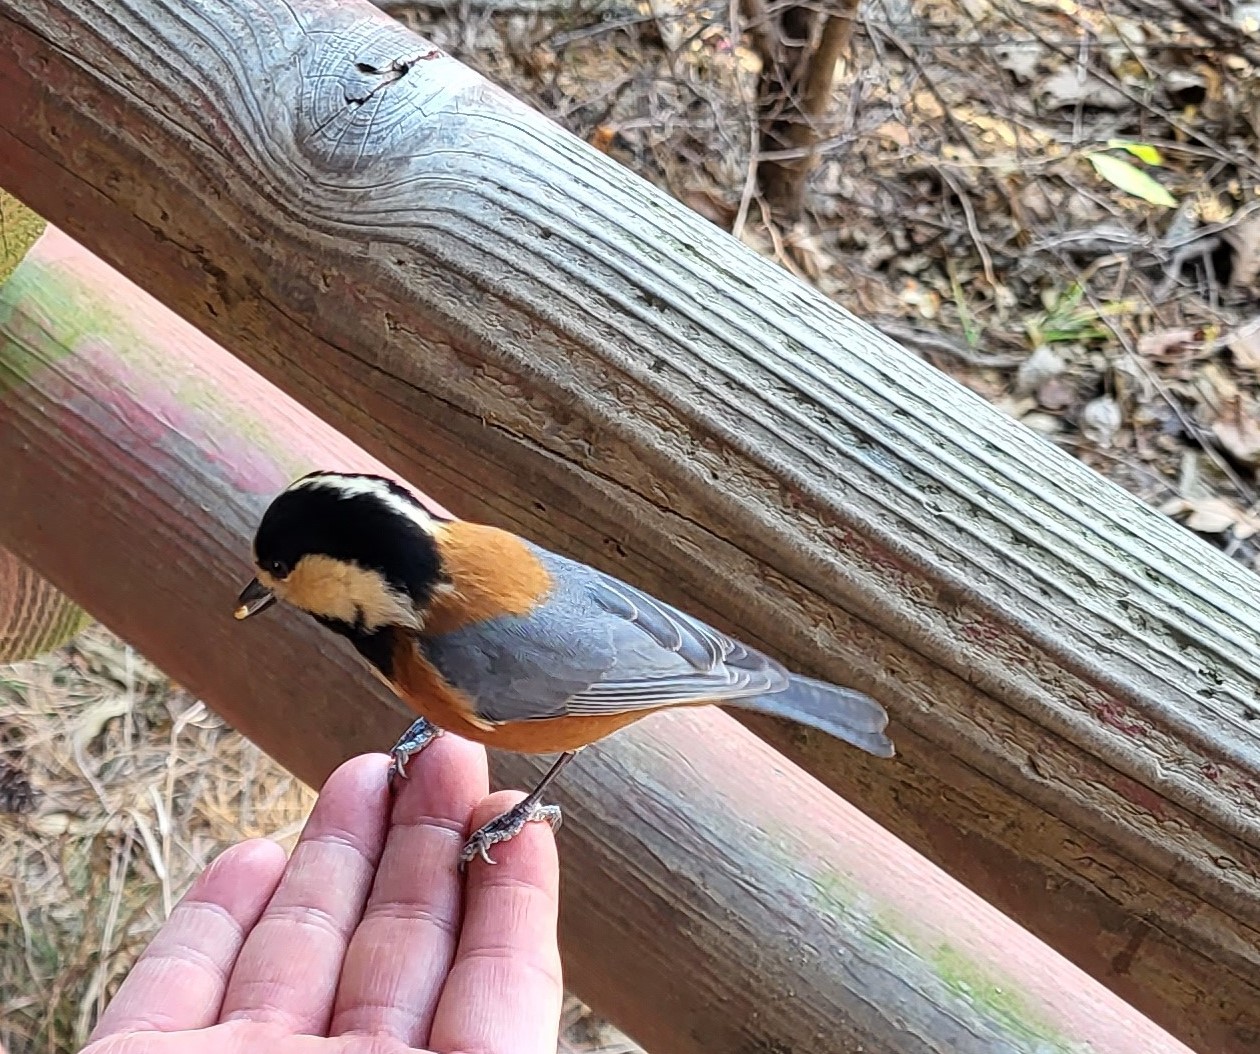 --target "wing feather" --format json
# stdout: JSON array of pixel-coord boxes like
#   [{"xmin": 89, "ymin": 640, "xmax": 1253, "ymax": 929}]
[
  {"xmin": 420, "ymin": 555, "xmax": 788, "ymax": 724},
  {"xmin": 537, "ymin": 570, "xmax": 787, "ymax": 717}
]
